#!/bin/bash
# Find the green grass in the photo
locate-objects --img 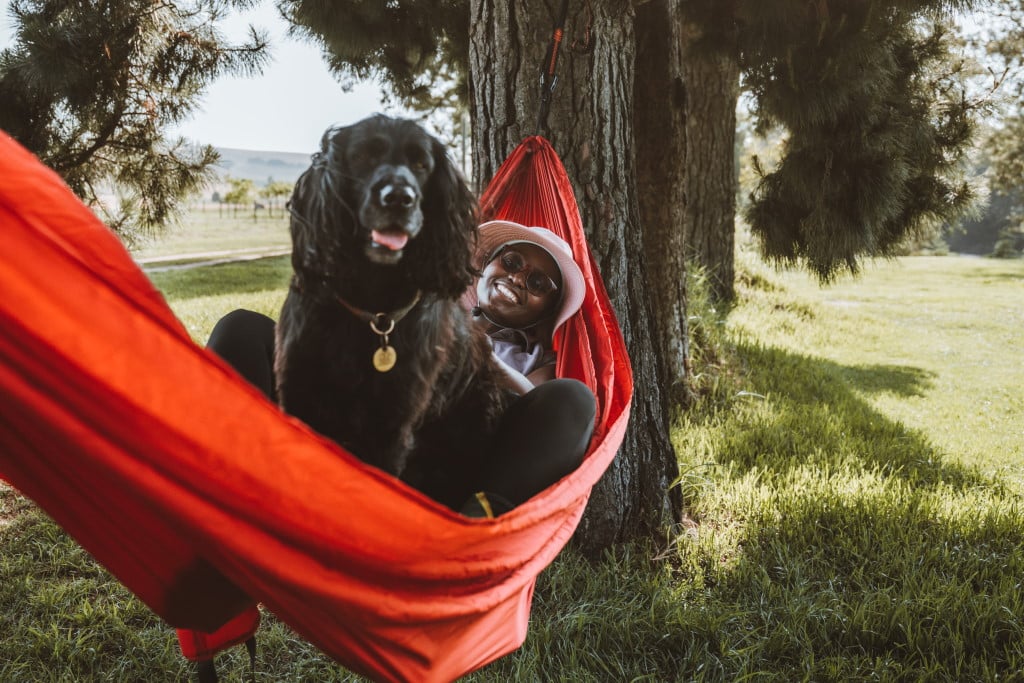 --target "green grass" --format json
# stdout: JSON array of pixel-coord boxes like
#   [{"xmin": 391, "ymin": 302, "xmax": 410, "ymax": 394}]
[
  {"xmin": 147, "ymin": 256, "xmax": 292, "ymax": 343},
  {"xmin": 726, "ymin": 242, "xmax": 1024, "ymax": 486},
  {"xmin": 131, "ymin": 206, "xmax": 290, "ymax": 260},
  {"xmin": 3, "ymin": 217, "xmax": 1024, "ymax": 681}
]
